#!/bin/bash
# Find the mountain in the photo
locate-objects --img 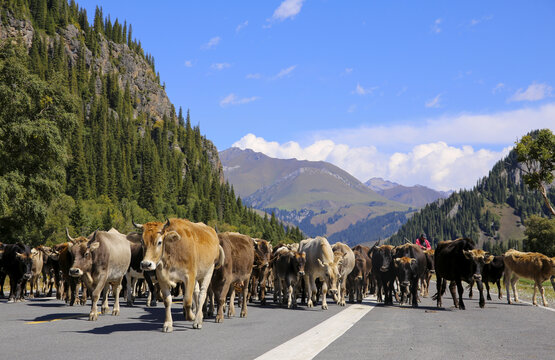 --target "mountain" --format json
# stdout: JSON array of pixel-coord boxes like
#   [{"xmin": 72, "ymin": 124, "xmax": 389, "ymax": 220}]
[
  {"xmin": 0, "ymin": 1, "xmax": 301, "ymax": 246},
  {"xmin": 221, "ymin": 148, "xmax": 411, "ymax": 242},
  {"xmin": 389, "ymin": 147, "xmax": 554, "ymax": 254},
  {"xmin": 365, "ymin": 177, "xmax": 448, "ymax": 208}
]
